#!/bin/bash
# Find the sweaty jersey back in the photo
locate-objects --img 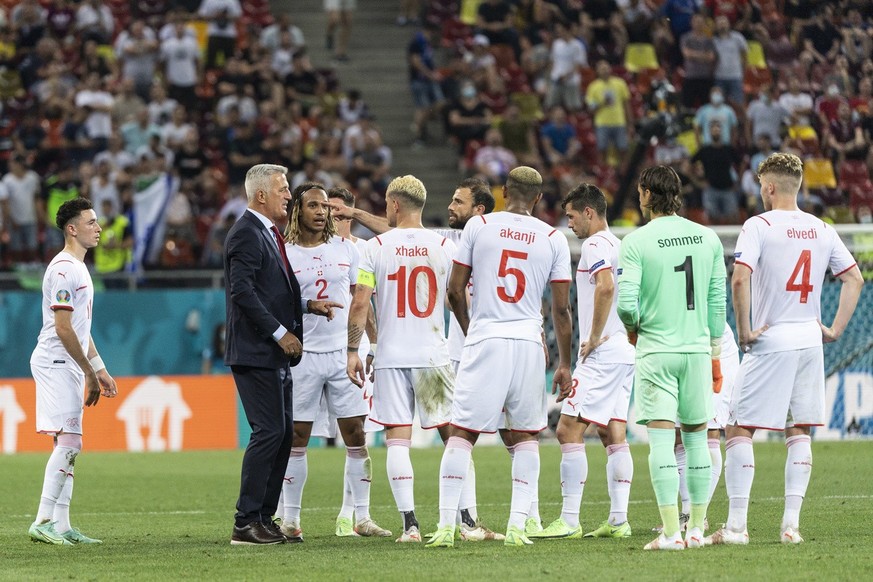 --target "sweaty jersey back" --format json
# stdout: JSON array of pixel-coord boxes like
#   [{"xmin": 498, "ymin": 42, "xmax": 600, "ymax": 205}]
[{"xmin": 453, "ymin": 212, "xmax": 571, "ymax": 346}]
